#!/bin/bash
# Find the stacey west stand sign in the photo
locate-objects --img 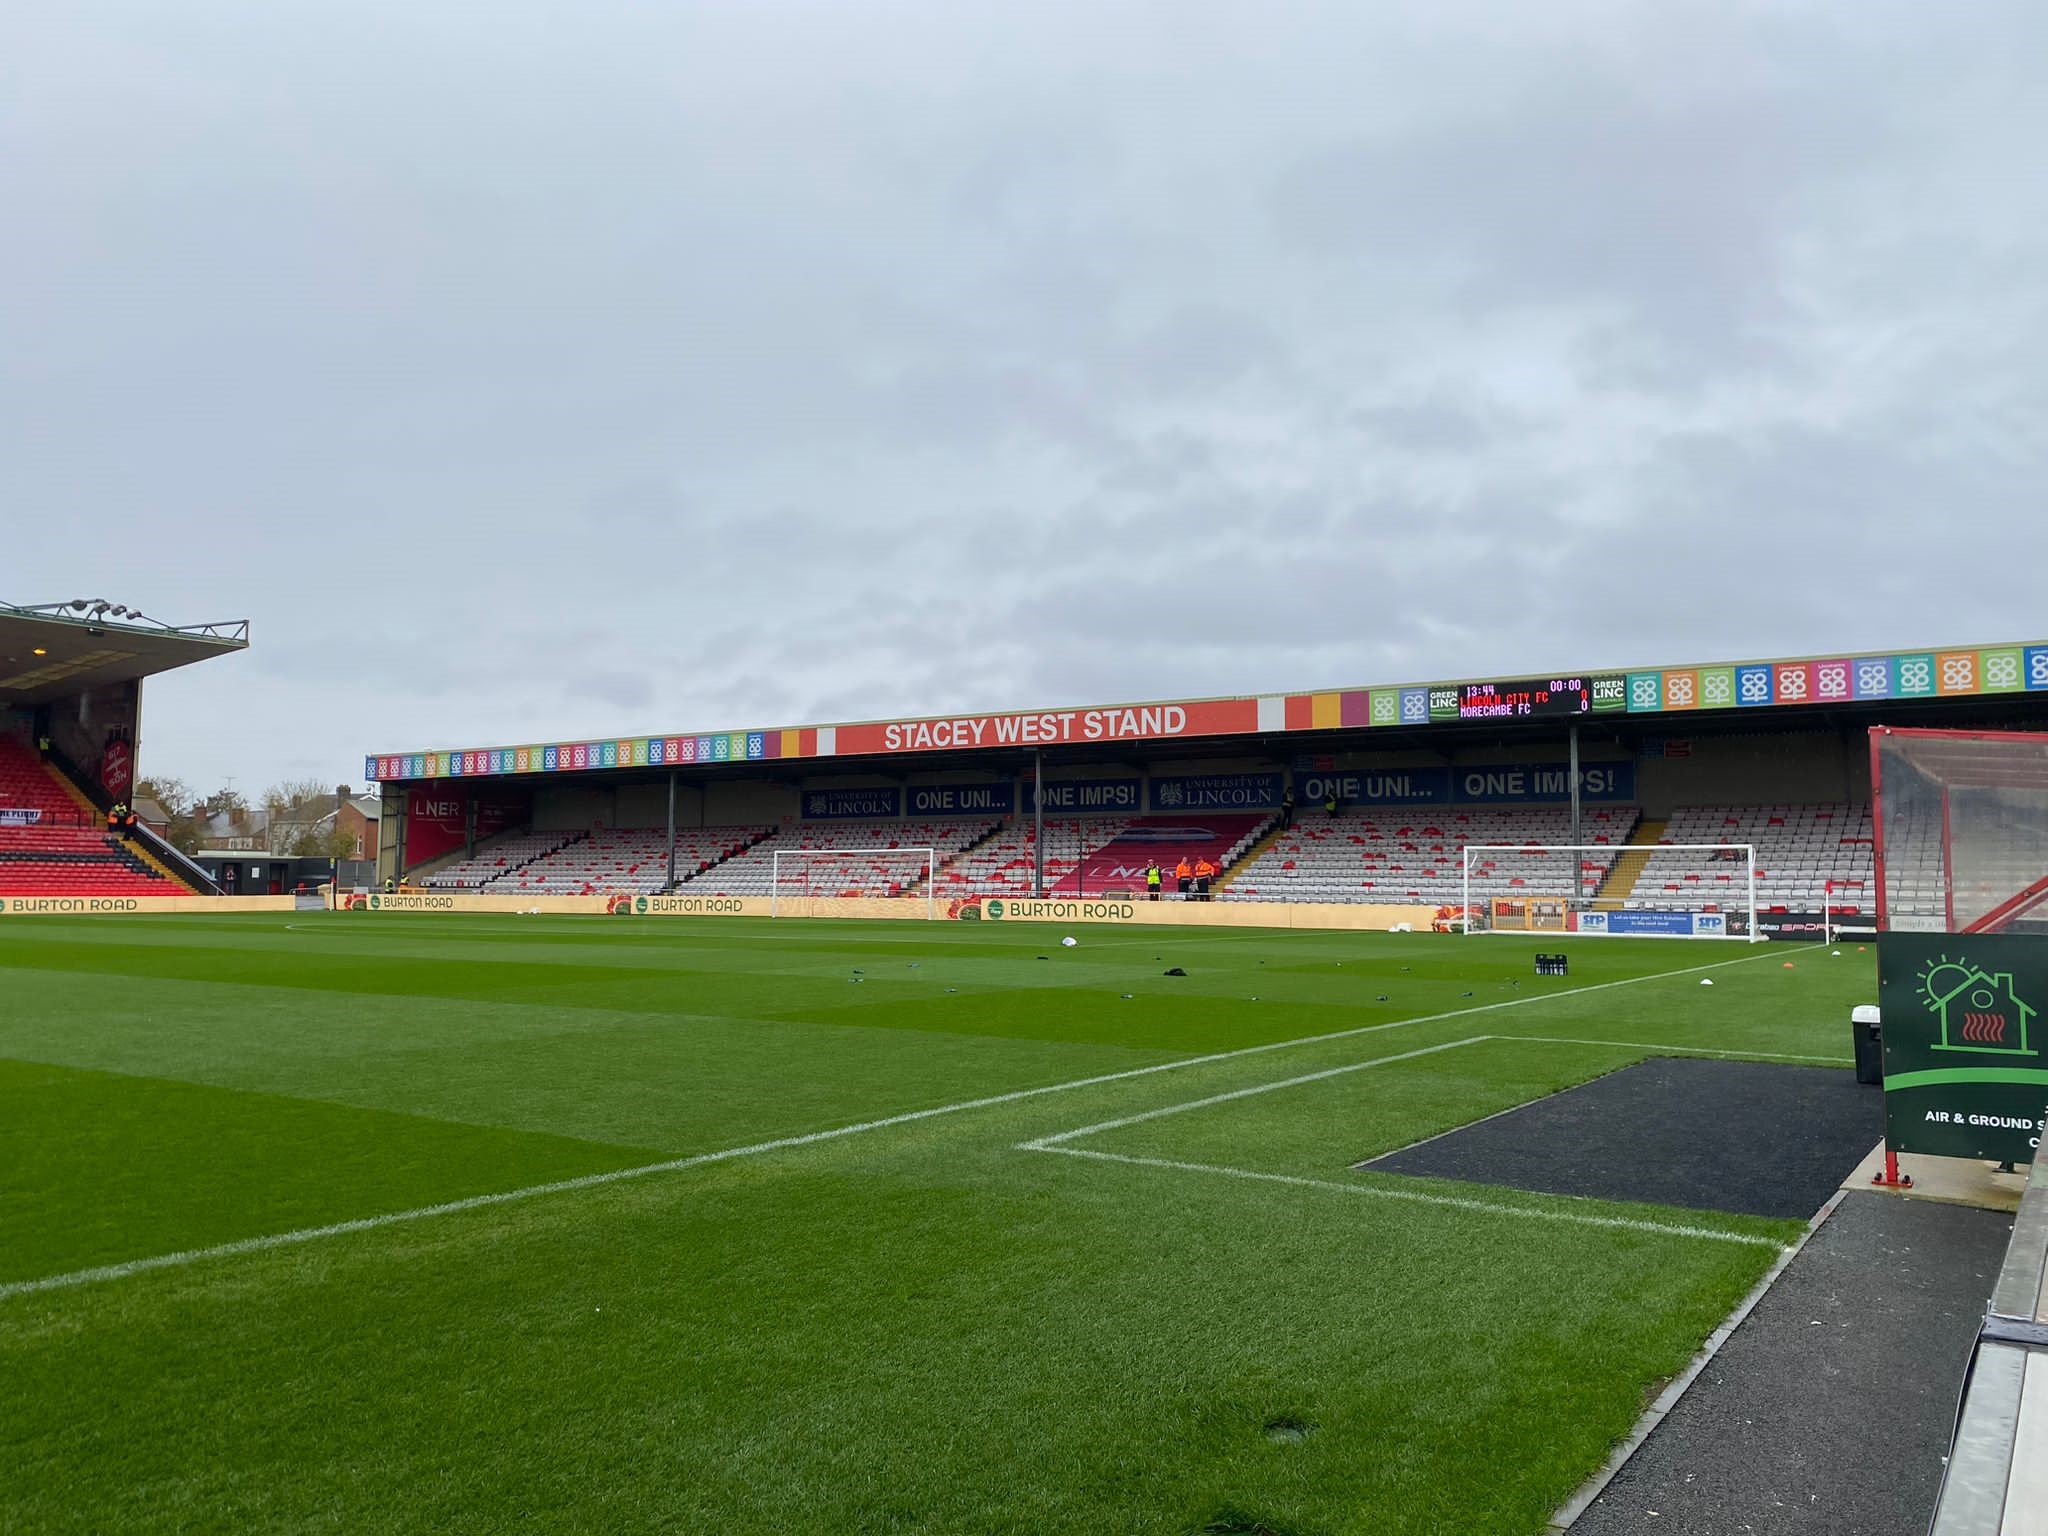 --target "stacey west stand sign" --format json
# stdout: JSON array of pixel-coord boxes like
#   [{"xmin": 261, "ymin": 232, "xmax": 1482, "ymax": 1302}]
[{"xmin": 1879, "ymin": 932, "xmax": 2048, "ymax": 1163}]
